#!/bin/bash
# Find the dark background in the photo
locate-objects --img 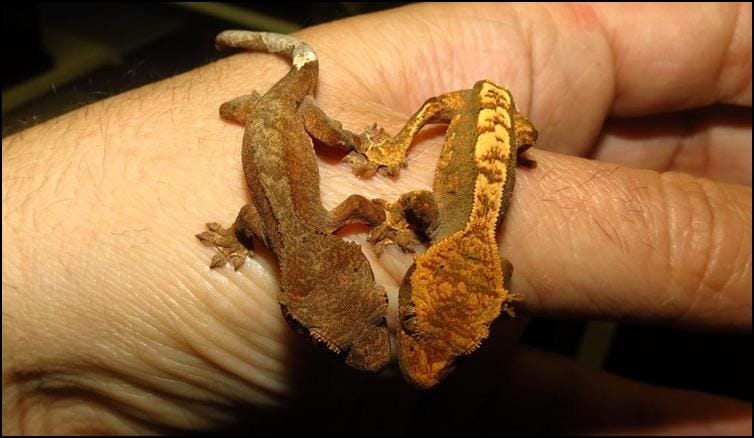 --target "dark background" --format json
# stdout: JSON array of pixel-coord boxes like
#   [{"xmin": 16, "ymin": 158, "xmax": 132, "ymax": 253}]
[{"xmin": 3, "ymin": 0, "xmax": 751, "ymax": 430}]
